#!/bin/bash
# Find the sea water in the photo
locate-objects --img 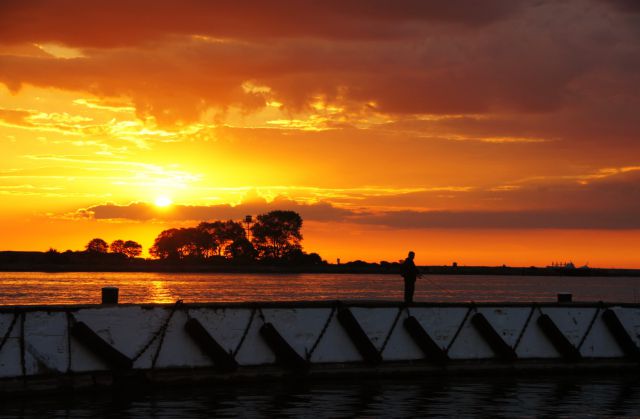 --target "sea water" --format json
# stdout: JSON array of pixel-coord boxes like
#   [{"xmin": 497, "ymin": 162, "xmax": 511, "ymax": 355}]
[{"xmin": 0, "ymin": 272, "xmax": 638, "ymax": 305}]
